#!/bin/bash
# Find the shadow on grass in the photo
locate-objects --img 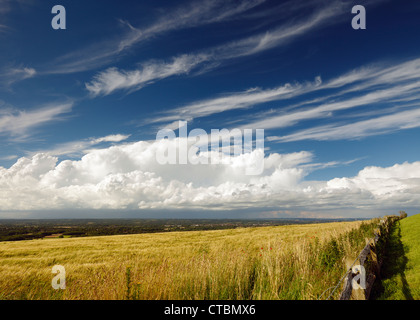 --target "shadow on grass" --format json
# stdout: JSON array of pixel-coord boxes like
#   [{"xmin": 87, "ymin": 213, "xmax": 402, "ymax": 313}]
[{"xmin": 371, "ymin": 221, "xmax": 413, "ymax": 300}]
